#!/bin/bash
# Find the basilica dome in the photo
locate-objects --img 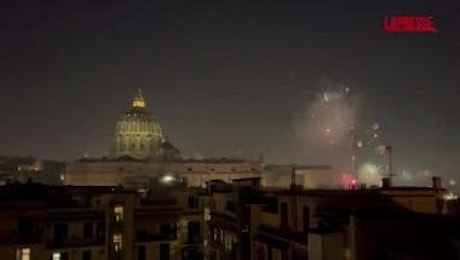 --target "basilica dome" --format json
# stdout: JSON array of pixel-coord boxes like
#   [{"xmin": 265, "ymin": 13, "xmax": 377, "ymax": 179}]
[{"xmin": 110, "ymin": 90, "xmax": 165, "ymax": 160}]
